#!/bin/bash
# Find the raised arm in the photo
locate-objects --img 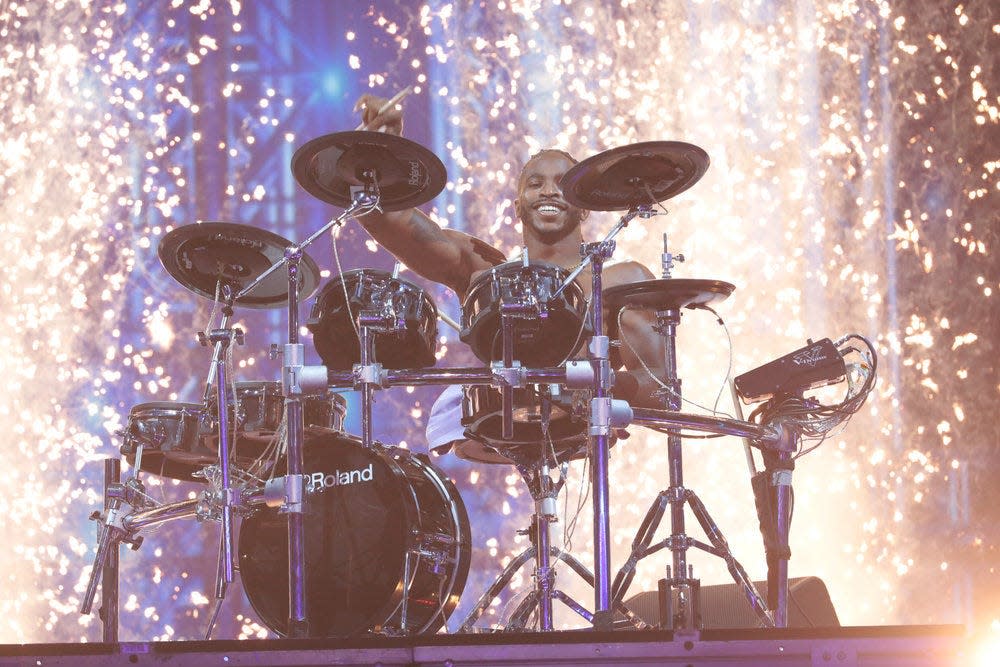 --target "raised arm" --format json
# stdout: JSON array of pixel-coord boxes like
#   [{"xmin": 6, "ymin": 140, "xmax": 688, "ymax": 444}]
[{"xmin": 352, "ymin": 93, "xmax": 495, "ymax": 298}]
